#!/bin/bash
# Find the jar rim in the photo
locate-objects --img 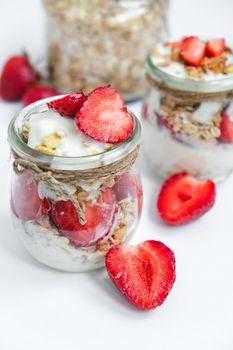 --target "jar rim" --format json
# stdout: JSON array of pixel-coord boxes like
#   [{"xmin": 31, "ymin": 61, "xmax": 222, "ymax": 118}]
[
  {"xmin": 146, "ymin": 54, "xmax": 233, "ymax": 93},
  {"xmin": 8, "ymin": 95, "xmax": 141, "ymax": 171}
]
